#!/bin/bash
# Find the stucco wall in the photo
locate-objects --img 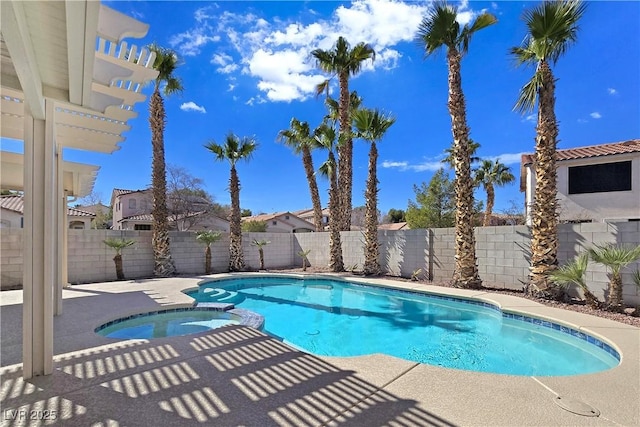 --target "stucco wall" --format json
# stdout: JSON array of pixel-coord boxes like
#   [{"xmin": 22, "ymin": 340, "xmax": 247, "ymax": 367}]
[{"xmin": 2, "ymin": 223, "xmax": 639, "ymax": 305}]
